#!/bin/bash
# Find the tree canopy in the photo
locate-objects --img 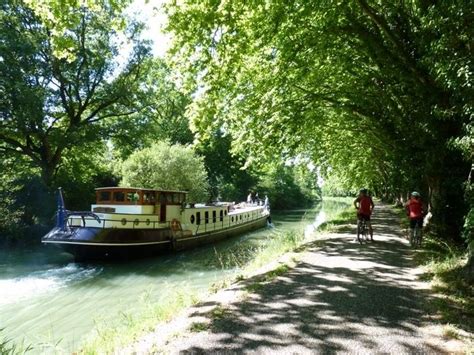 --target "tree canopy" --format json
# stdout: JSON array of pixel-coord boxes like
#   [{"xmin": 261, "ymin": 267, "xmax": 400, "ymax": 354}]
[
  {"xmin": 165, "ymin": 0, "xmax": 473, "ymax": 236},
  {"xmin": 0, "ymin": 0, "xmax": 151, "ymax": 187}
]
